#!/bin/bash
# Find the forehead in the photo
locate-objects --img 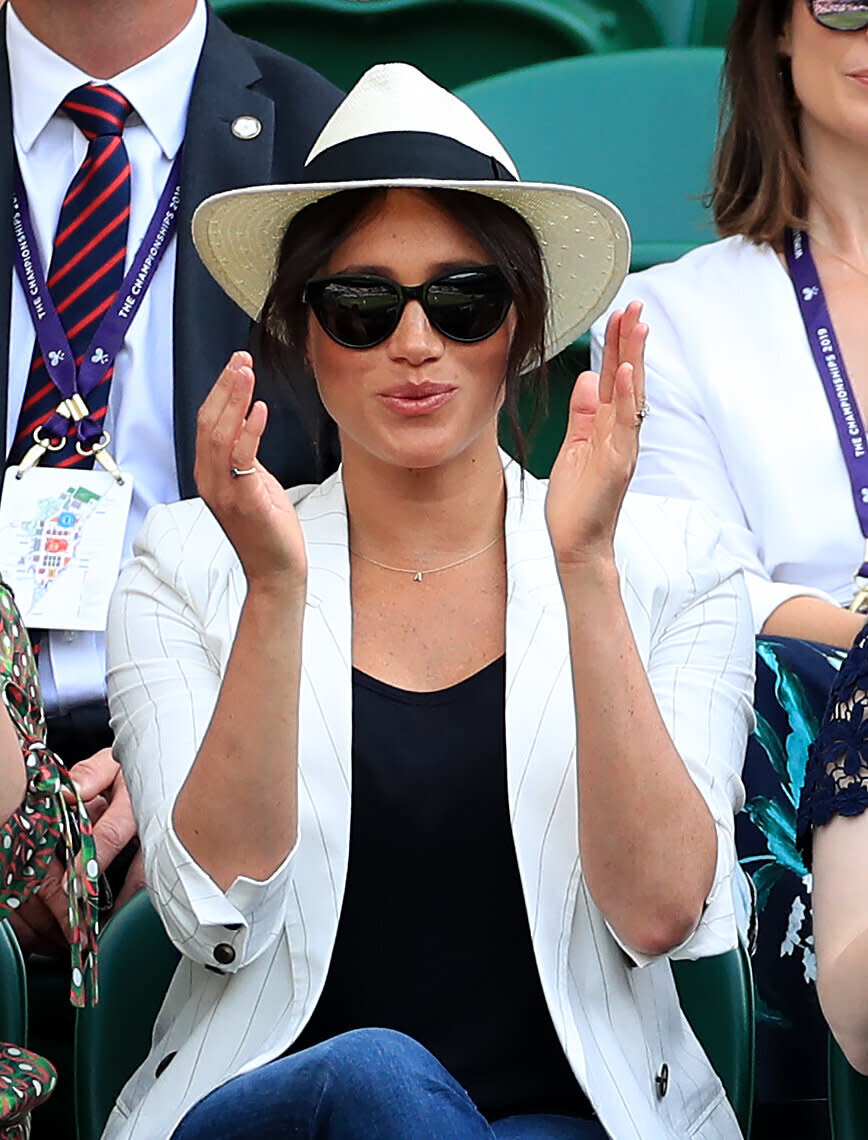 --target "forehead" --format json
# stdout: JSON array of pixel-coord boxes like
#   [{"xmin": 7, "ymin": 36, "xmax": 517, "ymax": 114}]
[{"xmin": 325, "ymin": 188, "xmax": 492, "ymax": 273}]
